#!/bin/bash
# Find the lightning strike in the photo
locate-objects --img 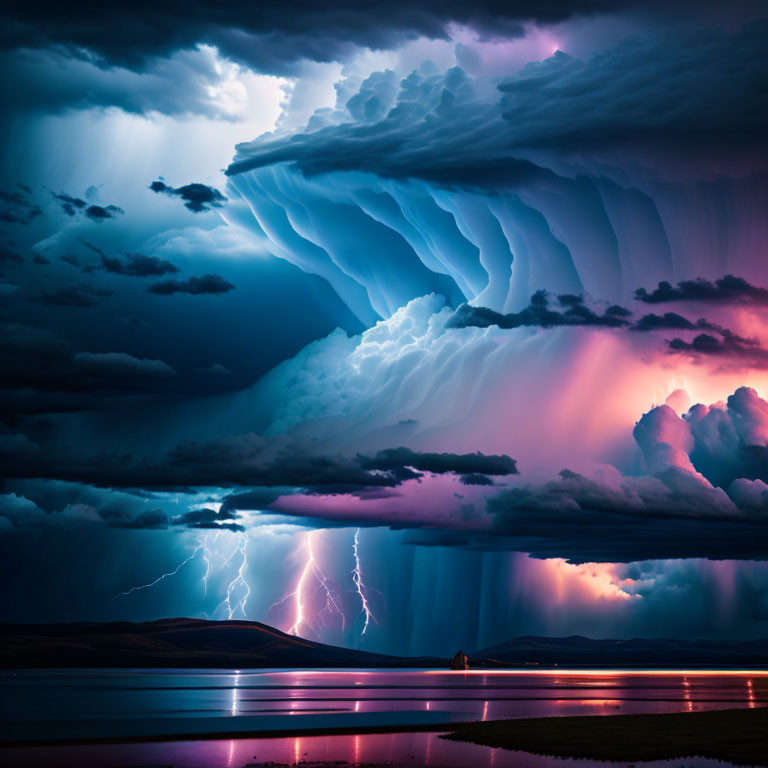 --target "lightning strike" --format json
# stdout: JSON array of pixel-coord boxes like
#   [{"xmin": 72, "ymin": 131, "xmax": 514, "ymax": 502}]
[
  {"xmin": 111, "ymin": 543, "xmax": 203, "ymax": 600},
  {"xmin": 352, "ymin": 528, "xmax": 378, "ymax": 636},
  {"xmin": 201, "ymin": 532, "xmax": 219, "ymax": 597},
  {"xmin": 273, "ymin": 530, "xmax": 344, "ymax": 637},
  {"xmin": 220, "ymin": 533, "xmax": 251, "ymax": 619}
]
